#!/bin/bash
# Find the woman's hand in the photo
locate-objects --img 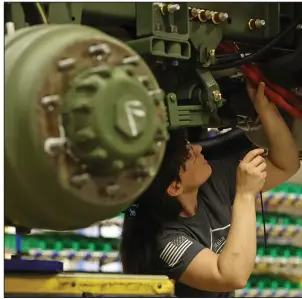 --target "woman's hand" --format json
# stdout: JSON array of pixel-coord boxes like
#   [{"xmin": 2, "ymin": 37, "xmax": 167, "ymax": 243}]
[{"xmin": 246, "ymin": 80, "xmax": 277, "ymax": 115}]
